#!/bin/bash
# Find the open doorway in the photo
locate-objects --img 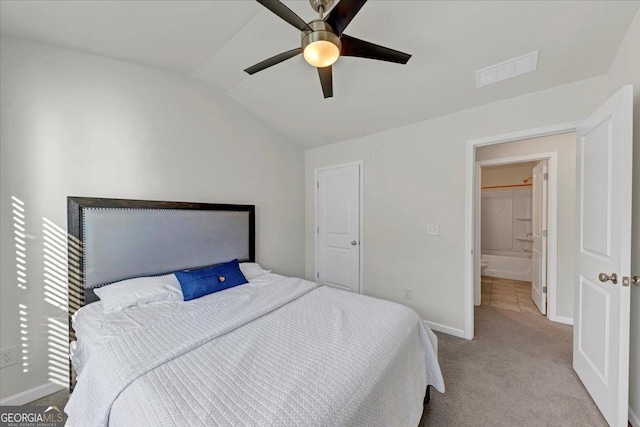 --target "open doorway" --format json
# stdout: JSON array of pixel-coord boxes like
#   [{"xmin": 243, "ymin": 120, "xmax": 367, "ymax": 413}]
[
  {"xmin": 472, "ymin": 132, "xmax": 575, "ymax": 326},
  {"xmin": 476, "ymin": 159, "xmax": 550, "ymax": 316}
]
